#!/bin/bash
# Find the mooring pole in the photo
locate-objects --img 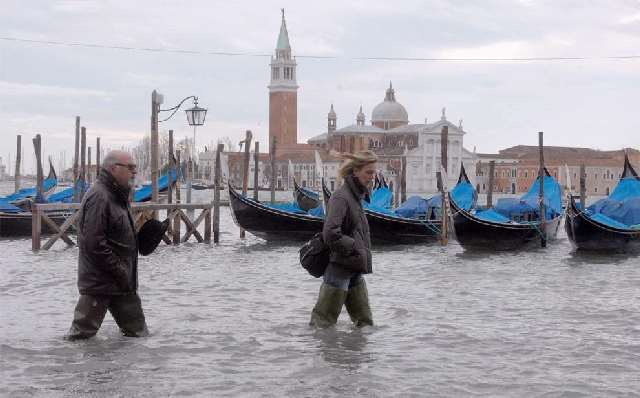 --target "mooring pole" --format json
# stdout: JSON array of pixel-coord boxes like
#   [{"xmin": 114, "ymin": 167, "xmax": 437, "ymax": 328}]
[
  {"xmin": 579, "ymin": 164, "xmax": 586, "ymax": 210},
  {"xmin": 270, "ymin": 136, "xmax": 277, "ymax": 204},
  {"xmin": 253, "ymin": 141, "xmax": 260, "ymax": 201},
  {"xmin": 400, "ymin": 153, "xmax": 407, "ymax": 204},
  {"xmin": 33, "ymin": 134, "xmax": 43, "ymax": 200},
  {"xmin": 240, "ymin": 130, "xmax": 252, "ymax": 238},
  {"xmin": 96, "ymin": 137, "xmax": 101, "ymax": 178},
  {"xmin": 487, "ymin": 160, "xmax": 495, "ymax": 208},
  {"xmin": 73, "ymin": 117, "xmax": 80, "ymax": 202},
  {"xmin": 14, "ymin": 135, "xmax": 21, "ymax": 193},
  {"xmin": 87, "ymin": 147, "xmax": 92, "ymax": 185},
  {"xmin": 151, "ymin": 90, "xmax": 161, "ymax": 219},
  {"xmin": 168, "ymin": 130, "xmax": 174, "ymax": 204},
  {"xmin": 214, "ymin": 143, "xmax": 223, "ymax": 243},
  {"xmin": 440, "ymin": 125, "xmax": 449, "ymax": 246},
  {"xmin": 538, "ymin": 131, "xmax": 547, "ymax": 247},
  {"xmin": 80, "ymin": 127, "xmax": 86, "ymax": 201}
]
